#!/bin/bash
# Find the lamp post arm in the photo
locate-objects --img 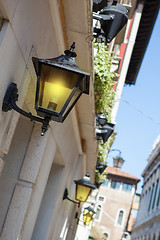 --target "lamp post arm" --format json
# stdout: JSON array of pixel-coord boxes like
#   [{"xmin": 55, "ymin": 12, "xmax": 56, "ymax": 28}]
[
  {"xmin": 63, "ymin": 188, "xmax": 80, "ymax": 207},
  {"xmin": 2, "ymin": 83, "xmax": 51, "ymax": 135},
  {"xmin": 65, "ymin": 196, "xmax": 80, "ymax": 207},
  {"xmin": 109, "ymin": 149, "xmax": 121, "ymax": 156}
]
